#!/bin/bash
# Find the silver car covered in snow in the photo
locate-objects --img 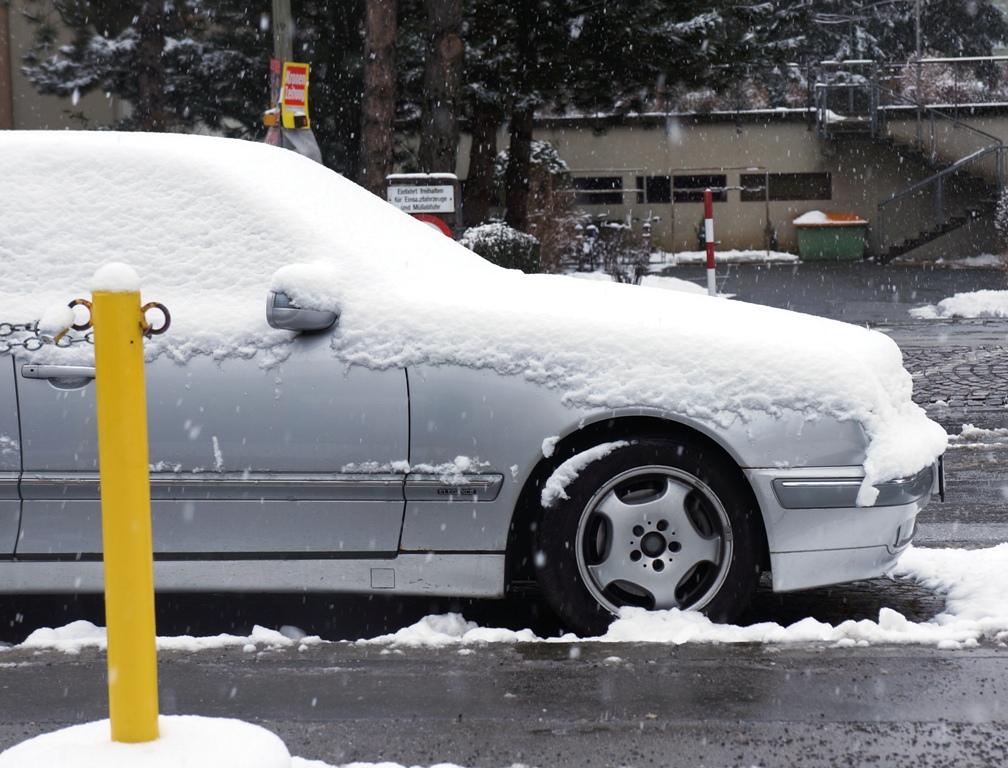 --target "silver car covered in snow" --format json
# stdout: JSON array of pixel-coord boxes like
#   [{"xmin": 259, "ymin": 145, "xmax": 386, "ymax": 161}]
[{"xmin": 0, "ymin": 132, "xmax": 946, "ymax": 635}]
